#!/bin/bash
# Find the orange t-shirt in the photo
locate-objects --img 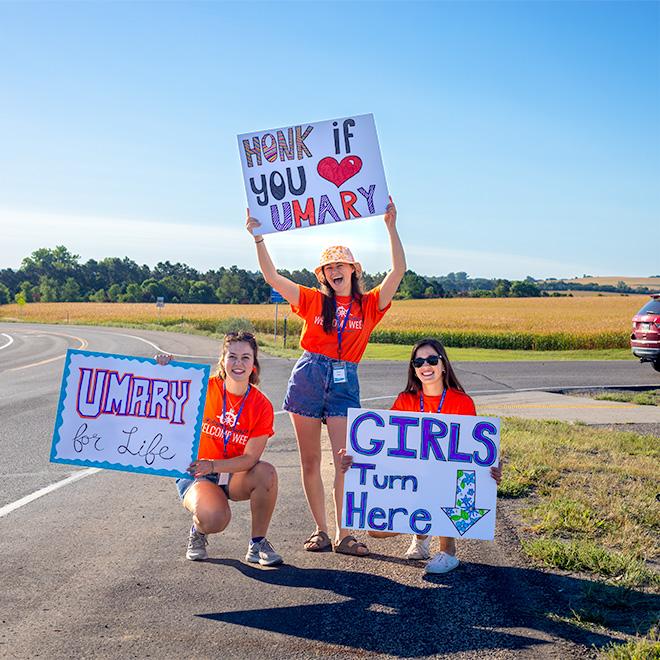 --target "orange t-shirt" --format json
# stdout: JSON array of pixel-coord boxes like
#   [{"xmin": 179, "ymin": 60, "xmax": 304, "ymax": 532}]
[
  {"xmin": 391, "ymin": 389, "xmax": 476, "ymax": 416},
  {"xmin": 291, "ymin": 285, "xmax": 391, "ymax": 363},
  {"xmin": 197, "ymin": 377, "xmax": 274, "ymax": 460}
]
